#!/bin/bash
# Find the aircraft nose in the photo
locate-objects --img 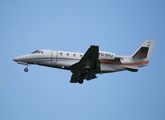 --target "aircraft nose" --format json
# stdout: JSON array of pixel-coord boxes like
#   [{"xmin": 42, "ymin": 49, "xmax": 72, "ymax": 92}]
[{"xmin": 13, "ymin": 56, "xmax": 22, "ymax": 62}]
